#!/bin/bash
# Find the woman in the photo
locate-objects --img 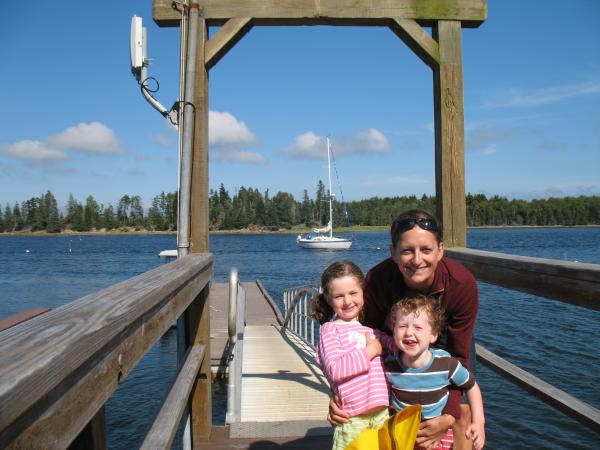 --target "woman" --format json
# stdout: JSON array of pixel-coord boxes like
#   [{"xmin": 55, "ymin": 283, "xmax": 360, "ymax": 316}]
[{"xmin": 329, "ymin": 209, "xmax": 479, "ymax": 450}]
